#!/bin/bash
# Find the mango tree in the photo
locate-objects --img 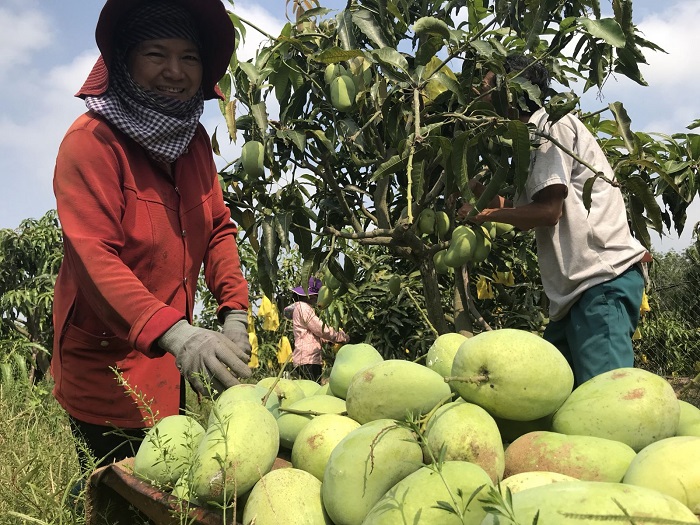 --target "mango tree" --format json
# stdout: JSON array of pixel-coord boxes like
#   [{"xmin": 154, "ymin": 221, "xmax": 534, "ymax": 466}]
[
  {"xmin": 217, "ymin": 0, "xmax": 699, "ymax": 338},
  {"xmin": 0, "ymin": 210, "xmax": 63, "ymax": 383}
]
